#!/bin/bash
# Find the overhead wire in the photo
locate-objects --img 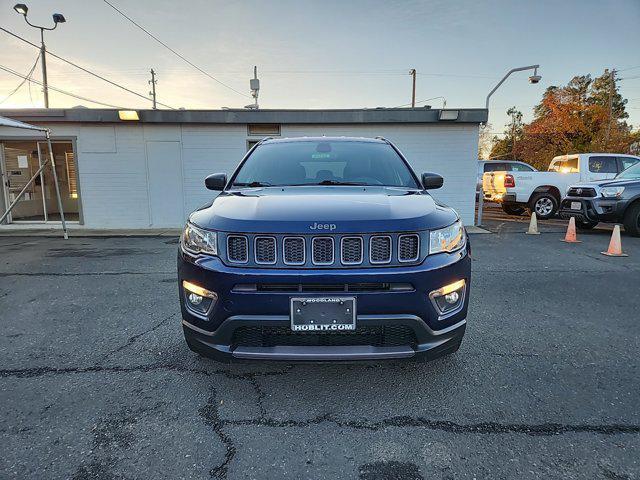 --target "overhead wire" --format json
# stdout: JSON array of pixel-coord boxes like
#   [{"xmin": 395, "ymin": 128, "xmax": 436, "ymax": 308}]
[
  {"xmin": 0, "ymin": 26, "xmax": 175, "ymax": 109},
  {"xmin": 101, "ymin": 0, "xmax": 250, "ymax": 98},
  {"xmin": 0, "ymin": 51, "xmax": 40, "ymax": 104},
  {"xmin": 0, "ymin": 63, "xmax": 125, "ymax": 109}
]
